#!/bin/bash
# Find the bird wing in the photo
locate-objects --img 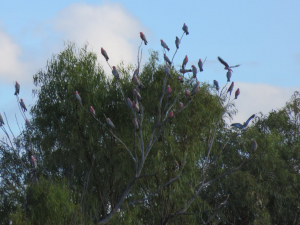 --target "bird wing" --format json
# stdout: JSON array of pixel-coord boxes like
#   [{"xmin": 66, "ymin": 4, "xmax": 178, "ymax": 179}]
[
  {"xmin": 231, "ymin": 123, "xmax": 243, "ymax": 129},
  {"xmin": 244, "ymin": 114, "xmax": 255, "ymax": 126},
  {"xmin": 229, "ymin": 64, "xmax": 241, "ymax": 68},
  {"xmin": 218, "ymin": 57, "xmax": 229, "ymax": 67}
]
